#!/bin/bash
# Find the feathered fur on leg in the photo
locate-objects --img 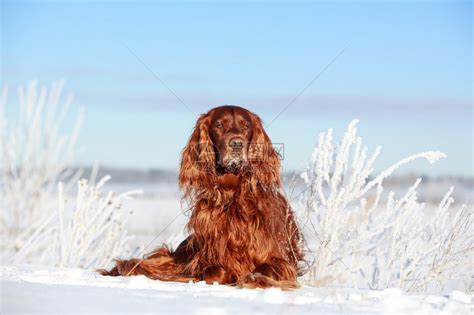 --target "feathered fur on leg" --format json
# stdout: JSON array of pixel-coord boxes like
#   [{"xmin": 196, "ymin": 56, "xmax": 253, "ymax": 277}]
[{"xmin": 98, "ymin": 244, "xmax": 198, "ymax": 283}]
